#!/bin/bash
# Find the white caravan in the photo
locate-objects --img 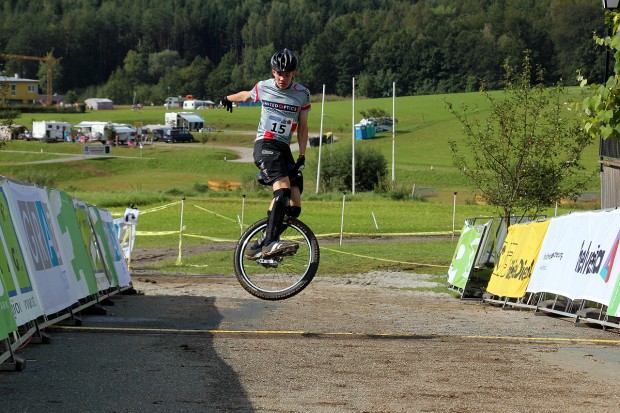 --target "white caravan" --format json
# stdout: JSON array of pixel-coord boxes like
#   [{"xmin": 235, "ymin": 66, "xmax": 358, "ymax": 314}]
[
  {"xmin": 74, "ymin": 121, "xmax": 136, "ymax": 143},
  {"xmin": 32, "ymin": 121, "xmax": 73, "ymax": 142}
]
